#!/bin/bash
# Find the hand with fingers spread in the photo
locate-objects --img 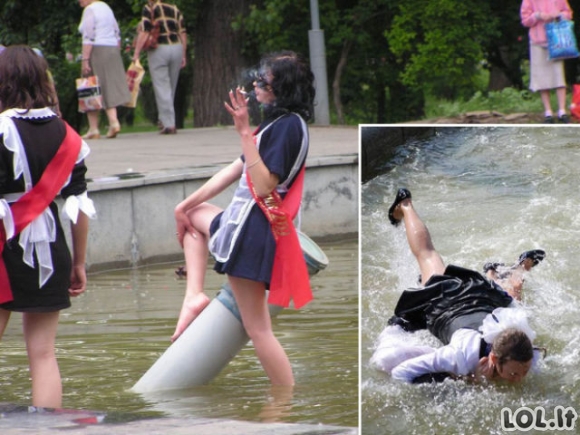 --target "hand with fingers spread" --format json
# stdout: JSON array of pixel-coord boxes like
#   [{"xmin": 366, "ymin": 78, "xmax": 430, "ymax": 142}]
[{"xmin": 224, "ymin": 87, "xmax": 251, "ymax": 135}]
